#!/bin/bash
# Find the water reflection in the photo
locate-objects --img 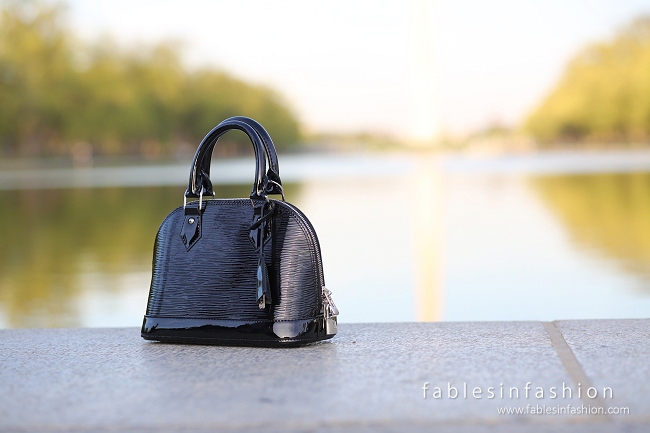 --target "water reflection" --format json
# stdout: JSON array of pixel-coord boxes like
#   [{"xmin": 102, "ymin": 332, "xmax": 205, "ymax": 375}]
[
  {"xmin": 409, "ymin": 160, "xmax": 444, "ymax": 321},
  {"xmin": 296, "ymin": 175, "xmax": 419, "ymax": 323},
  {"xmin": 0, "ymin": 184, "xmax": 302, "ymax": 328},
  {"xmin": 532, "ymin": 173, "xmax": 650, "ymax": 292},
  {"xmin": 1, "ymin": 154, "xmax": 650, "ymax": 327},
  {"xmin": 444, "ymin": 171, "xmax": 650, "ymax": 321},
  {"xmin": 0, "ymin": 187, "xmax": 168, "ymax": 327}
]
